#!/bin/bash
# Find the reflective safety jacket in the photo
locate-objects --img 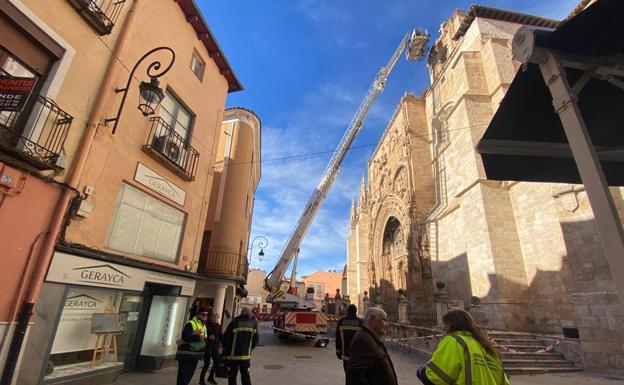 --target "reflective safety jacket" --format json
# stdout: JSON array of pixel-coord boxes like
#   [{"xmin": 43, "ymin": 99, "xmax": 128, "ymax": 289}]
[
  {"xmin": 222, "ymin": 315, "xmax": 259, "ymax": 361},
  {"xmin": 335, "ymin": 315, "xmax": 363, "ymax": 360},
  {"xmin": 176, "ymin": 316, "xmax": 208, "ymax": 360},
  {"xmin": 425, "ymin": 331, "xmax": 509, "ymax": 385},
  {"xmin": 188, "ymin": 317, "xmax": 208, "ymax": 352}
]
